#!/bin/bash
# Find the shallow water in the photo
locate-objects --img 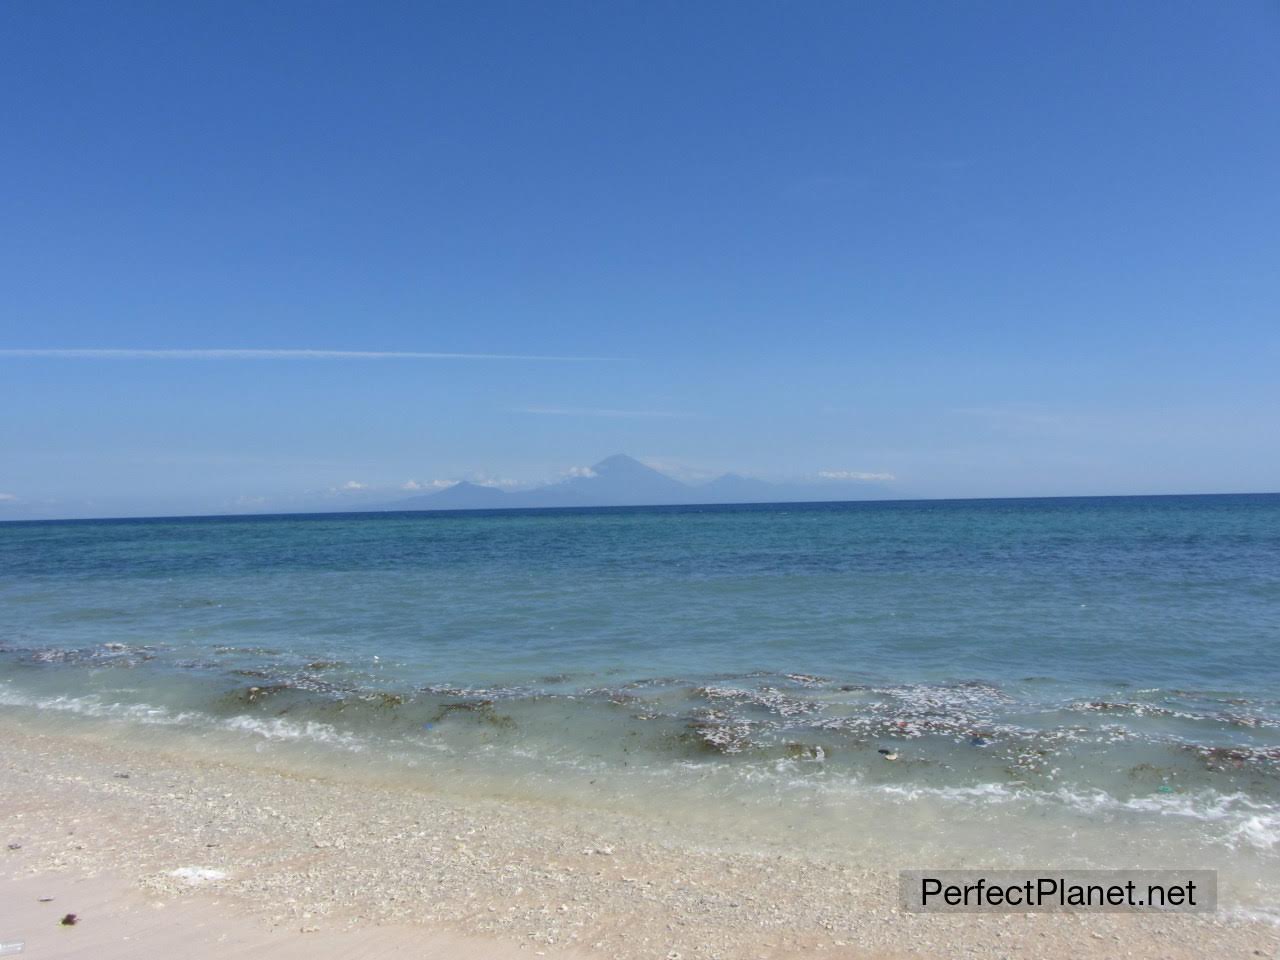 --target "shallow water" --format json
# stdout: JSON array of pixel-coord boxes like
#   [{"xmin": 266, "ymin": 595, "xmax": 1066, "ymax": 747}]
[{"xmin": 2, "ymin": 496, "xmax": 1278, "ymax": 912}]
